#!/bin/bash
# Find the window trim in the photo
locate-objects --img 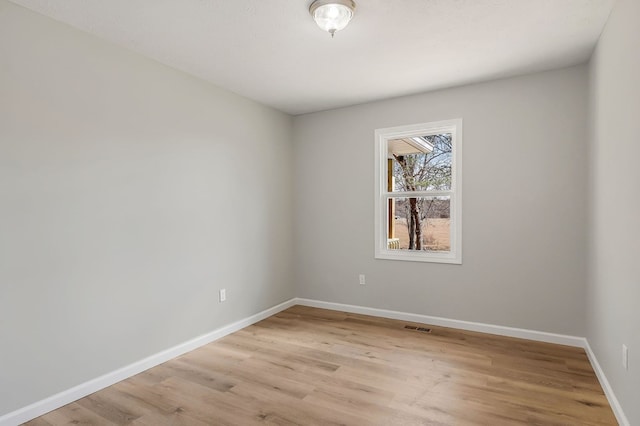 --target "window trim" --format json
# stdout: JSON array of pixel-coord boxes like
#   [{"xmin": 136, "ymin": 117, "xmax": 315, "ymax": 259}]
[{"xmin": 374, "ymin": 119, "xmax": 462, "ymax": 264}]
